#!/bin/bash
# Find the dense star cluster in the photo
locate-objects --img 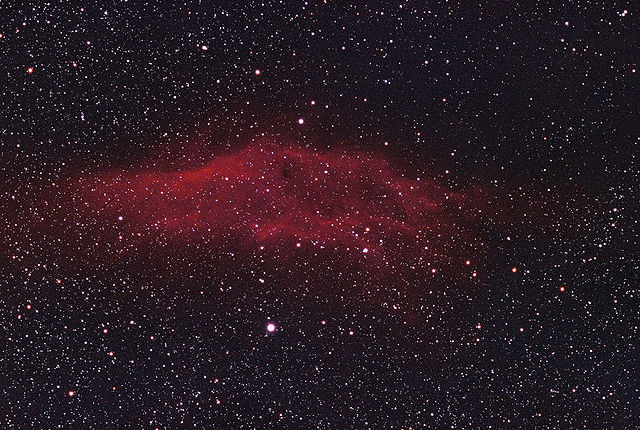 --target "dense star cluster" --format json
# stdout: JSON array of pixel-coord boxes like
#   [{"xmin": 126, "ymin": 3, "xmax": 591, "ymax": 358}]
[{"xmin": 1, "ymin": 1, "xmax": 637, "ymax": 428}]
